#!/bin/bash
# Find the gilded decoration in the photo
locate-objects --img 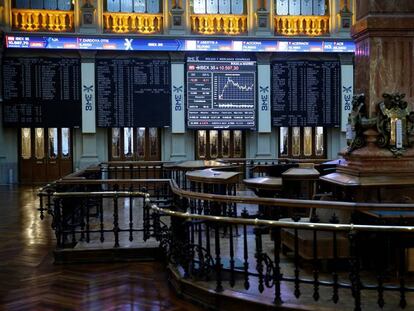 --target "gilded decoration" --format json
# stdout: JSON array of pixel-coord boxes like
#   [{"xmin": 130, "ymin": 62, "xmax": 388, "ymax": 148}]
[{"xmin": 346, "ymin": 92, "xmax": 414, "ymax": 156}]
